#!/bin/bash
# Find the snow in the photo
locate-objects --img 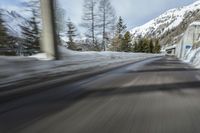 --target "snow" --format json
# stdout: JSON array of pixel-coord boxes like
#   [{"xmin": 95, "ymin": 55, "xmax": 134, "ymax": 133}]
[
  {"xmin": 29, "ymin": 53, "xmax": 54, "ymax": 61},
  {"xmin": 0, "ymin": 46, "xmax": 161, "ymax": 88},
  {"xmin": 182, "ymin": 47, "xmax": 200, "ymax": 68},
  {"xmin": 130, "ymin": 0, "xmax": 200, "ymax": 38},
  {"xmin": 189, "ymin": 21, "xmax": 200, "ymax": 26}
]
